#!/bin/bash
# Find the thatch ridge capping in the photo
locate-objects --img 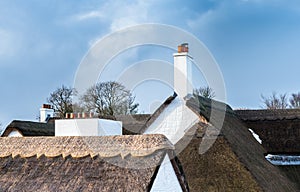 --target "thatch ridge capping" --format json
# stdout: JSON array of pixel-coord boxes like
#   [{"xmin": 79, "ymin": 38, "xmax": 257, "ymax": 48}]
[
  {"xmin": 235, "ymin": 109, "xmax": 300, "ymax": 121},
  {"xmin": 0, "ymin": 134, "xmax": 174, "ymax": 158},
  {"xmin": 2, "ymin": 119, "xmax": 55, "ymax": 137}
]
